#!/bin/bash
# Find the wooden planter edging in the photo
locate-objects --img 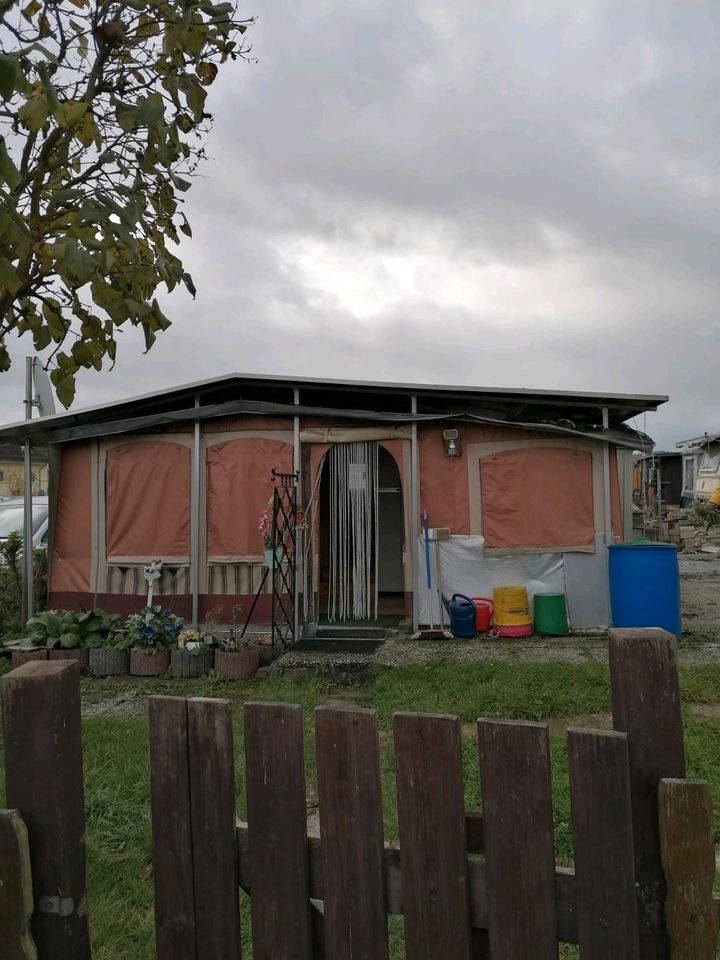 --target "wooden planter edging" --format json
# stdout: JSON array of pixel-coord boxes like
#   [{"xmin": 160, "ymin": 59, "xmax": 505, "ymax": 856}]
[
  {"xmin": 129, "ymin": 650, "xmax": 170, "ymax": 677},
  {"xmin": 215, "ymin": 649, "xmax": 260, "ymax": 680},
  {"xmin": 88, "ymin": 649, "xmax": 129, "ymax": 677},
  {"xmin": 169, "ymin": 648, "xmax": 214, "ymax": 679},
  {"xmin": 48, "ymin": 649, "xmax": 90, "ymax": 670},
  {"xmin": 10, "ymin": 649, "xmax": 48, "ymax": 668}
]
